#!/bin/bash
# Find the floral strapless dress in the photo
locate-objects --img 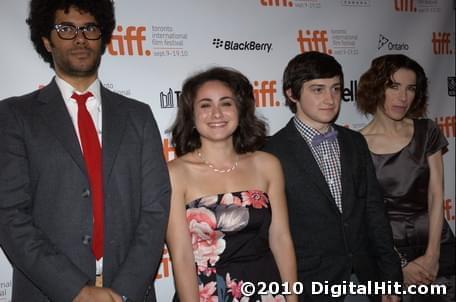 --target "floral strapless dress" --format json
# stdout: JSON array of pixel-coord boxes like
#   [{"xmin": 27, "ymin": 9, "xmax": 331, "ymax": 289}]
[{"xmin": 178, "ymin": 190, "xmax": 285, "ymax": 302}]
